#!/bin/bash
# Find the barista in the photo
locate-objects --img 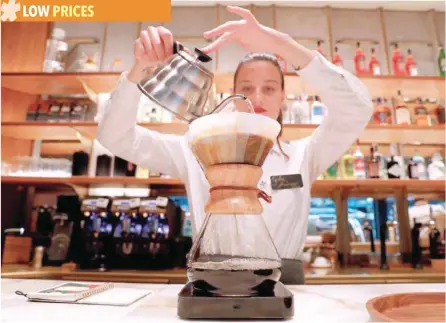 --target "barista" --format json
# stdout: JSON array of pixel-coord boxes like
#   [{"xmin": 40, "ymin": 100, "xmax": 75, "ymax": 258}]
[{"xmin": 97, "ymin": 6, "xmax": 373, "ymax": 284}]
